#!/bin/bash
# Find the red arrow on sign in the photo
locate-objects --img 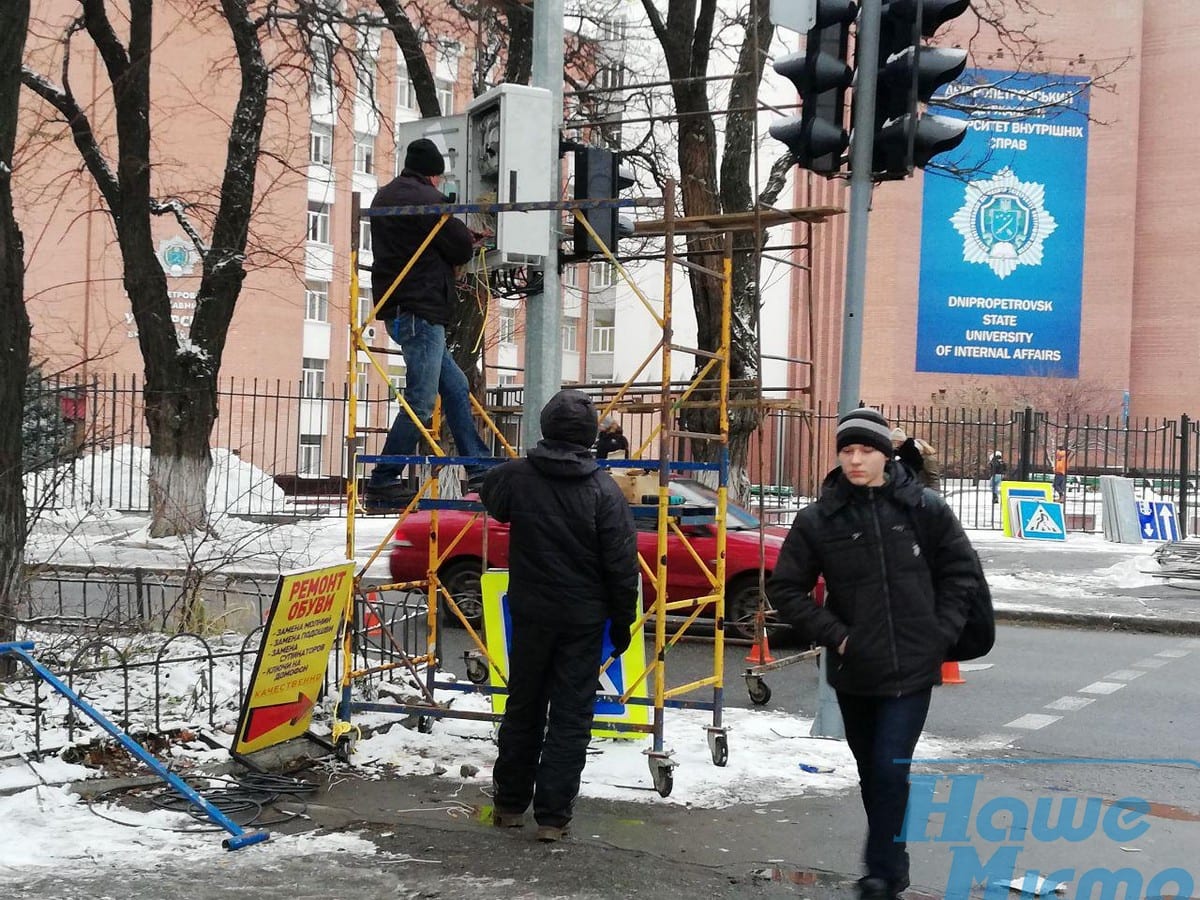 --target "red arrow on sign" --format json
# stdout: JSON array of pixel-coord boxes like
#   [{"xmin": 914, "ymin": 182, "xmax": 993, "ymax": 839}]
[{"xmin": 242, "ymin": 692, "xmax": 315, "ymax": 743}]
